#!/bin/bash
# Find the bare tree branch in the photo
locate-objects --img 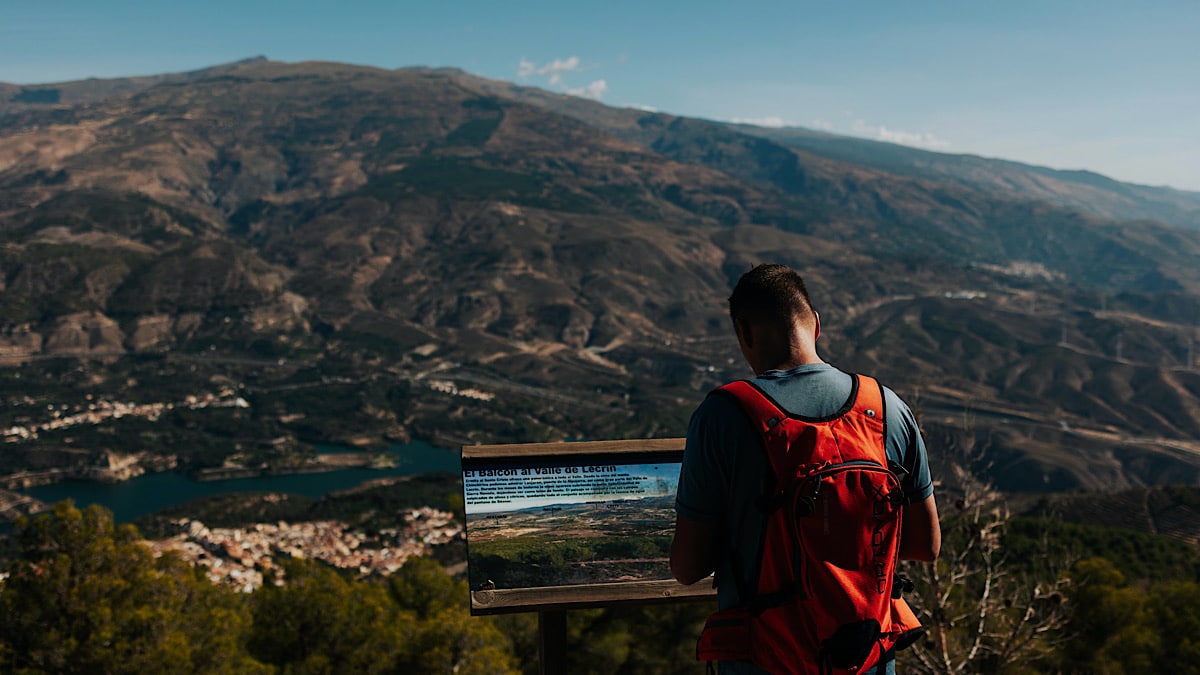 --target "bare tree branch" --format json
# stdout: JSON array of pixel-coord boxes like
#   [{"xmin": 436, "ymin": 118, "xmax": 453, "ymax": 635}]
[{"xmin": 901, "ymin": 409, "xmax": 1070, "ymax": 675}]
